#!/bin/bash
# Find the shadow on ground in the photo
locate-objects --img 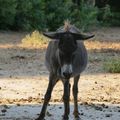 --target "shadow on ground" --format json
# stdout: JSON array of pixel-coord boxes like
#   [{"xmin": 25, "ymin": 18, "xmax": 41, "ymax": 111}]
[
  {"xmin": 0, "ymin": 103, "xmax": 120, "ymax": 120},
  {"xmin": 0, "ymin": 31, "xmax": 120, "ymax": 120}
]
